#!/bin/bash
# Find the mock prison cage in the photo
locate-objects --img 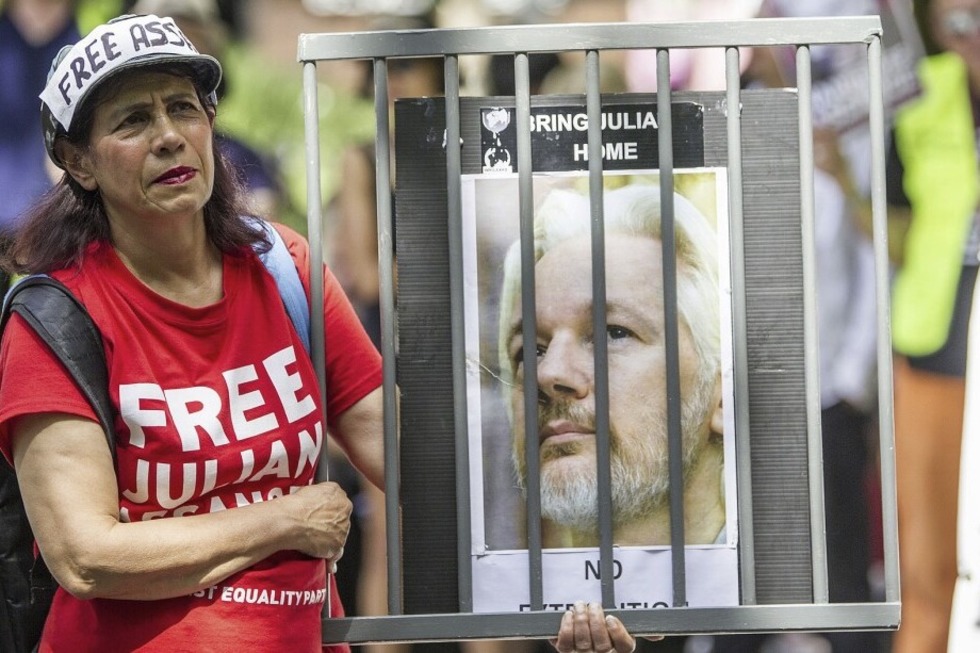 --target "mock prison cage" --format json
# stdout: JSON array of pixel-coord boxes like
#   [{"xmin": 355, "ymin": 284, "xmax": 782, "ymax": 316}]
[{"xmin": 297, "ymin": 15, "xmax": 900, "ymax": 646}]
